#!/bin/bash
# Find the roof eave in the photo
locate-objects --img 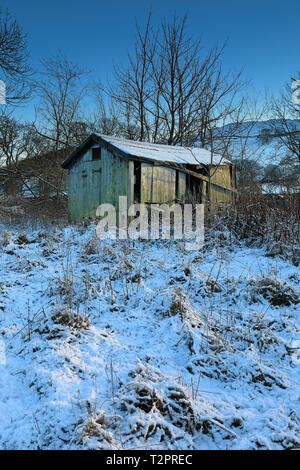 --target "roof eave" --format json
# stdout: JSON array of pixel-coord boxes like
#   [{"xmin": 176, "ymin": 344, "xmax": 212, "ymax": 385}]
[
  {"xmin": 61, "ymin": 134, "xmax": 102, "ymax": 169},
  {"xmin": 61, "ymin": 133, "xmax": 232, "ymax": 169}
]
